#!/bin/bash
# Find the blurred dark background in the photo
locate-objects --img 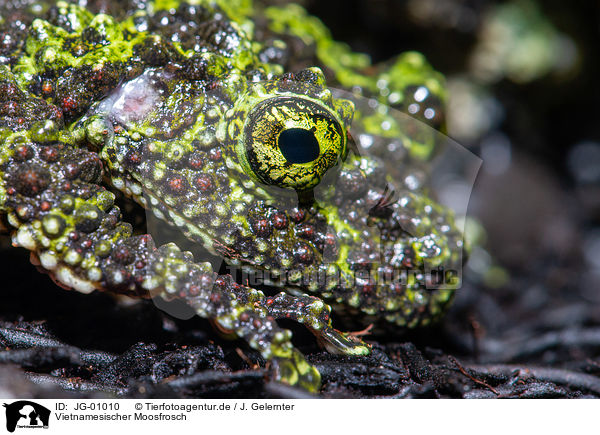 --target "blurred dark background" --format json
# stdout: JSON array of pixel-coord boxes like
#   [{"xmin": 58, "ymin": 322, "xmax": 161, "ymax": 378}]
[{"xmin": 304, "ymin": 0, "xmax": 599, "ymax": 180}]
